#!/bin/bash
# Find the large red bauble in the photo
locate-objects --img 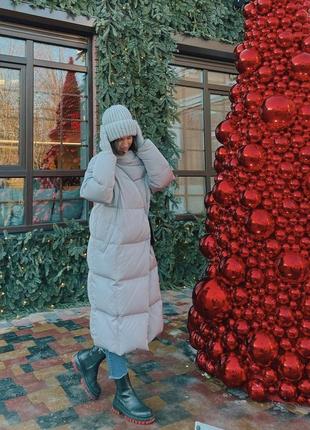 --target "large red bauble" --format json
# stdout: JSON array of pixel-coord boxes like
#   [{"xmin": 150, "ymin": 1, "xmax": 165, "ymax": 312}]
[
  {"xmin": 276, "ymin": 252, "xmax": 309, "ymax": 283},
  {"xmin": 213, "ymin": 180, "xmax": 236, "ymax": 207},
  {"xmin": 215, "ymin": 119, "xmax": 234, "ymax": 145},
  {"xmin": 241, "ymin": 189, "xmax": 261, "ymax": 208},
  {"xmin": 237, "ymin": 48, "xmax": 261, "ymax": 73},
  {"xmin": 261, "ymin": 96, "xmax": 296, "ymax": 130},
  {"xmin": 219, "ymin": 255, "xmax": 246, "ymax": 285},
  {"xmin": 247, "ymin": 209, "xmax": 275, "ymax": 239},
  {"xmin": 221, "ymin": 353, "xmax": 246, "ymax": 387},
  {"xmin": 250, "ymin": 331, "xmax": 278, "ymax": 366},
  {"xmin": 238, "ymin": 144, "xmax": 265, "ymax": 172},
  {"xmin": 291, "ymin": 52, "xmax": 310, "ymax": 81},
  {"xmin": 279, "ymin": 352, "xmax": 304, "ymax": 381},
  {"xmin": 199, "ymin": 235, "xmax": 217, "ymax": 258},
  {"xmin": 194, "ymin": 278, "xmax": 230, "ymax": 320}
]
